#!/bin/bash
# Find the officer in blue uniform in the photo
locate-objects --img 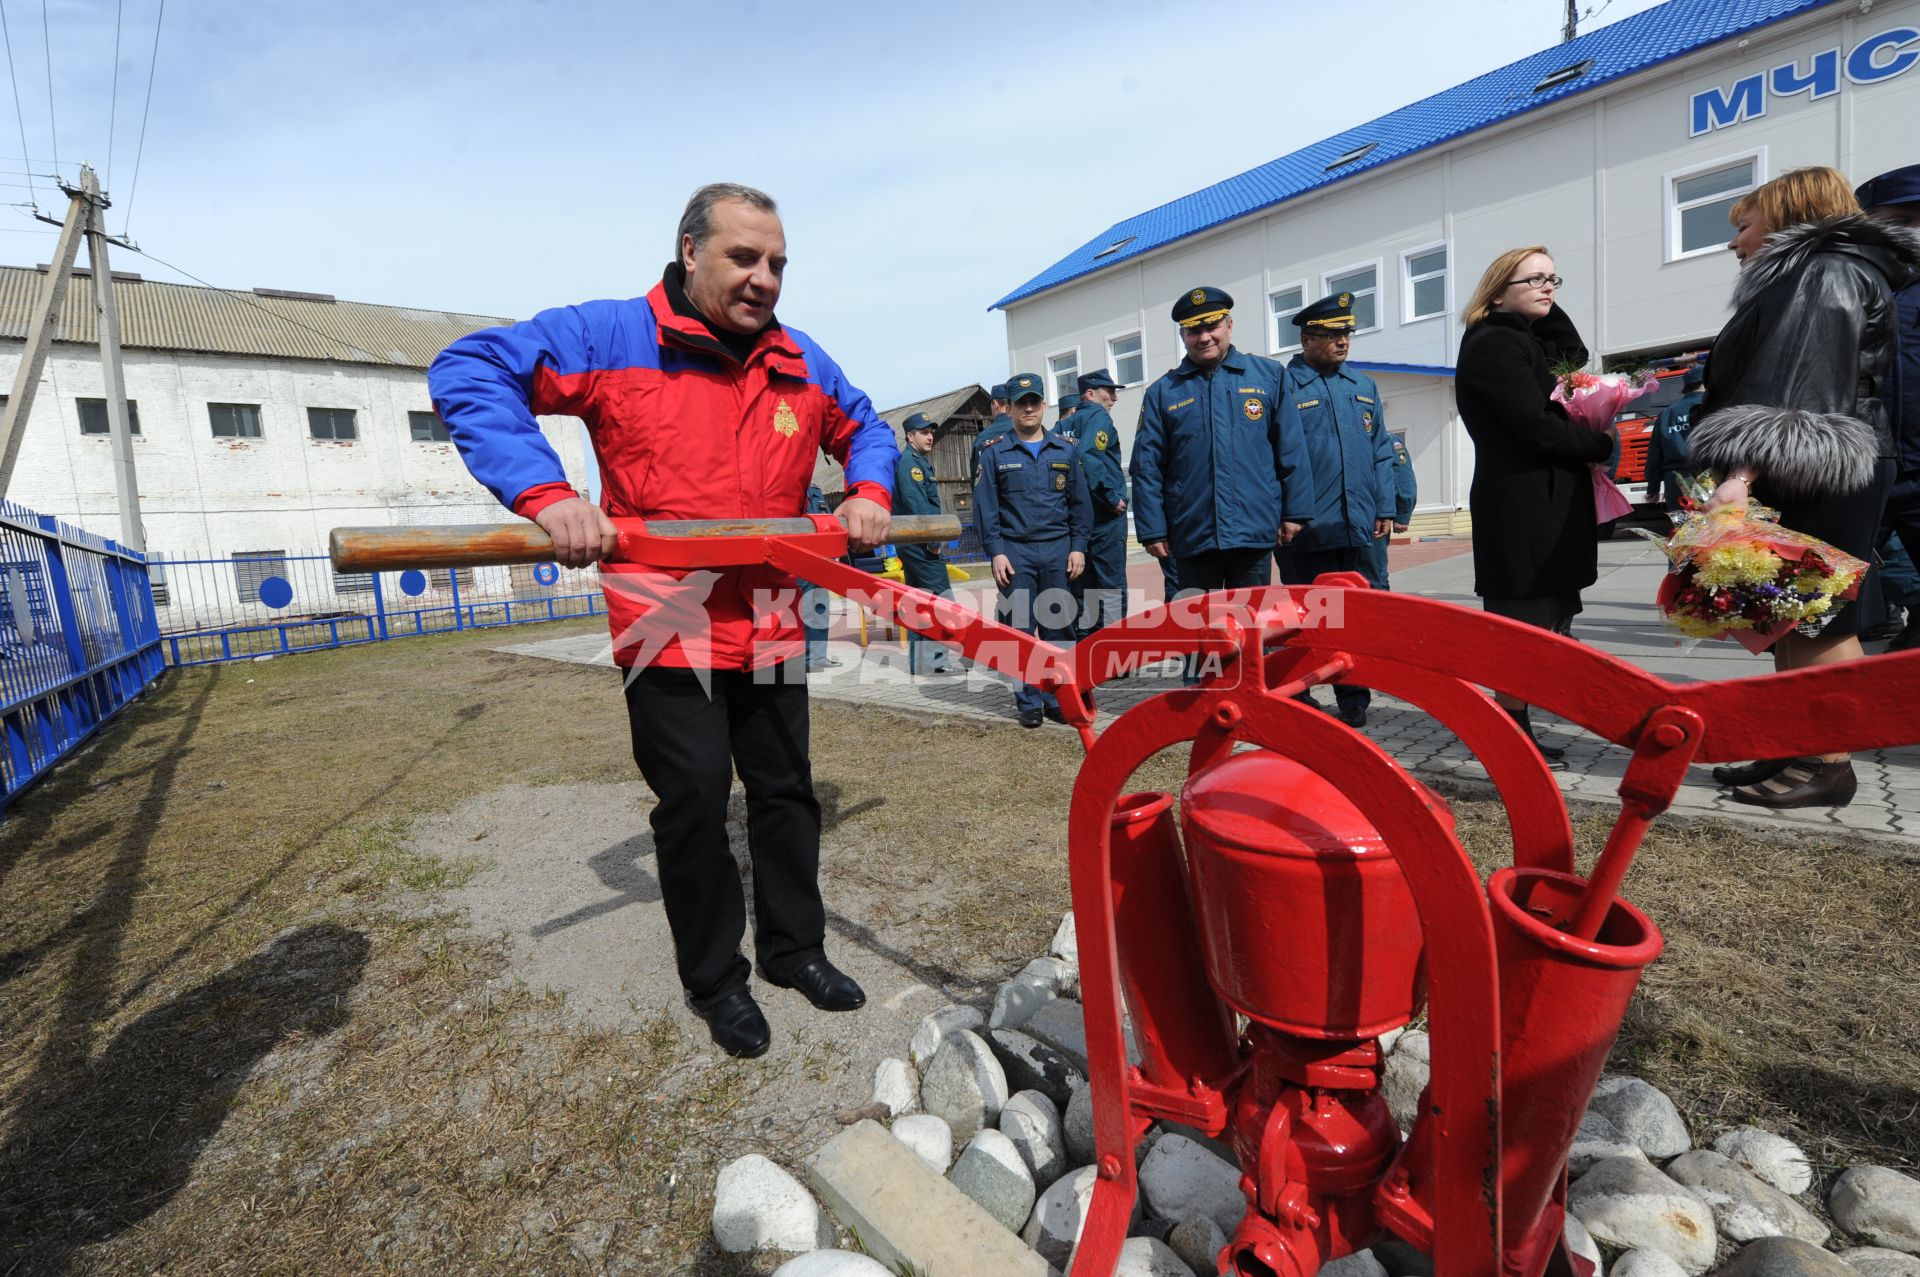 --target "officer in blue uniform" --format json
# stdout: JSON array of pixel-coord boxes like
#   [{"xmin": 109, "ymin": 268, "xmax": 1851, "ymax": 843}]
[
  {"xmin": 1364, "ymin": 433, "xmax": 1418, "ymax": 591},
  {"xmin": 1056, "ymin": 395, "xmax": 1080, "ymax": 442},
  {"xmin": 1643, "ymin": 364, "xmax": 1705, "ymax": 513},
  {"xmin": 893, "ymin": 412, "xmax": 958, "ymax": 675},
  {"xmin": 1073, "ymin": 369, "xmax": 1130, "ymax": 636},
  {"xmin": 1129, "ymin": 287, "xmax": 1315, "ymax": 599},
  {"xmin": 1274, "ymin": 292, "xmax": 1396, "ymax": 727},
  {"xmin": 971, "ymin": 383, "xmax": 1014, "ymax": 484},
  {"xmin": 974, "ymin": 372, "xmax": 1092, "ymax": 726}
]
